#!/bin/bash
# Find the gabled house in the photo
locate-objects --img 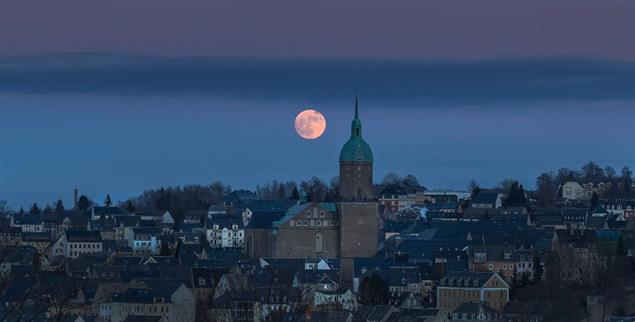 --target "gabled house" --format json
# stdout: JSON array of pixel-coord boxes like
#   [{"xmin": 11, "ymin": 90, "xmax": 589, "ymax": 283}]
[
  {"xmin": 51, "ymin": 230, "xmax": 103, "ymax": 258},
  {"xmin": 470, "ymin": 193, "xmax": 502, "ymax": 209},
  {"xmin": 436, "ymin": 271, "xmax": 509, "ymax": 313}
]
